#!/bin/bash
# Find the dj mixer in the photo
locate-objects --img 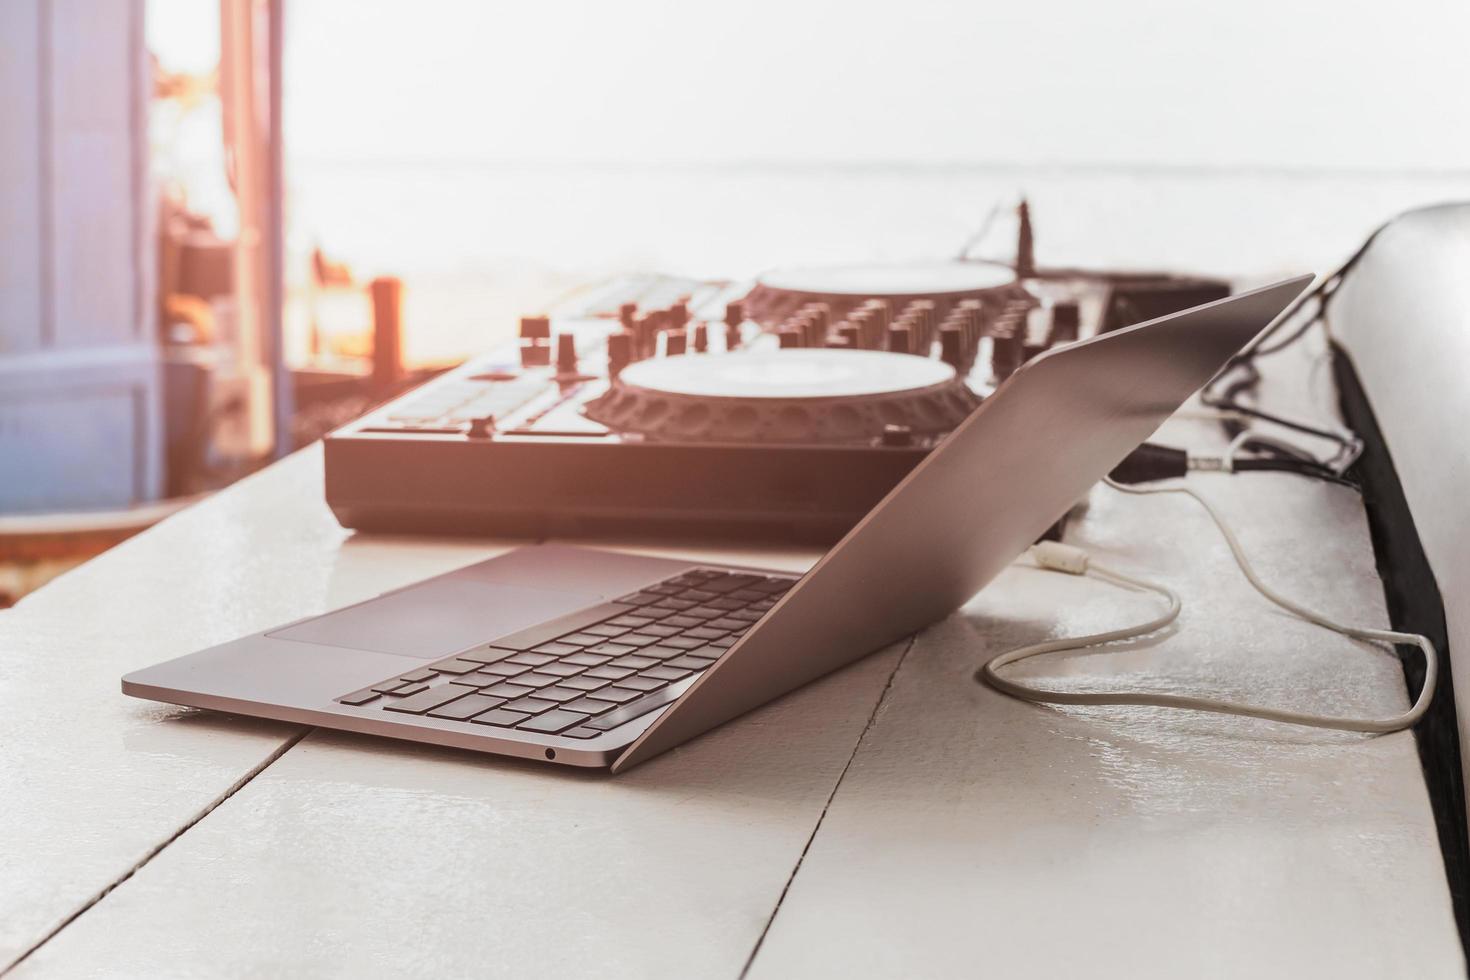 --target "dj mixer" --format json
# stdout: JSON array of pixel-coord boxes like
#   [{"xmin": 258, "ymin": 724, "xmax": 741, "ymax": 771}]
[{"xmin": 323, "ymin": 259, "xmax": 1227, "ymax": 542}]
